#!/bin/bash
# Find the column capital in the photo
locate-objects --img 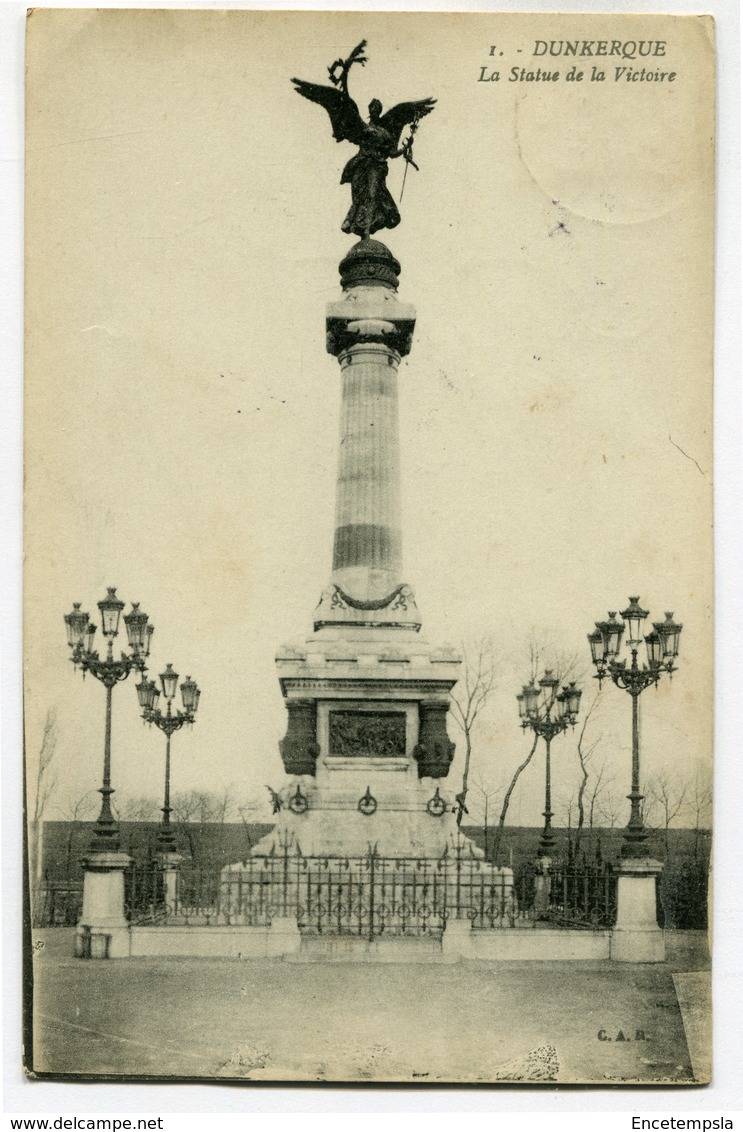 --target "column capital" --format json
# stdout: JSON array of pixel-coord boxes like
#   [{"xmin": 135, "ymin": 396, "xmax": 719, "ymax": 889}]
[{"xmin": 327, "ymin": 292, "xmax": 416, "ymax": 358}]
